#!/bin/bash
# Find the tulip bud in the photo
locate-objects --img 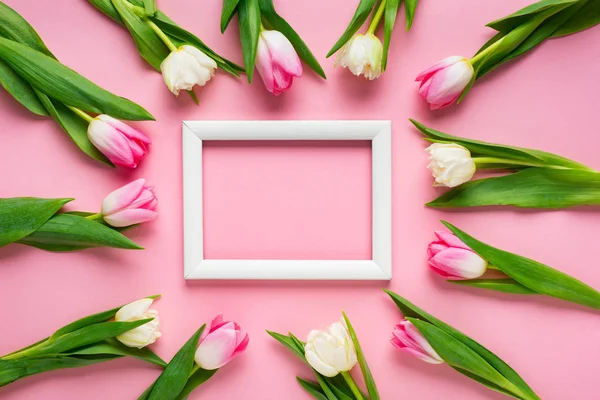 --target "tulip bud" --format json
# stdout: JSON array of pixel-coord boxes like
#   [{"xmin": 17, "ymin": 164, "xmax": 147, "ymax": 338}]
[
  {"xmin": 304, "ymin": 318, "xmax": 358, "ymax": 377},
  {"xmin": 87, "ymin": 115, "xmax": 151, "ymax": 168},
  {"xmin": 334, "ymin": 34, "xmax": 383, "ymax": 80},
  {"xmin": 428, "ymin": 230, "xmax": 488, "ymax": 279},
  {"xmin": 115, "ymin": 298, "xmax": 161, "ymax": 349},
  {"xmin": 255, "ymin": 30, "xmax": 303, "ymax": 95},
  {"xmin": 426, "ymin": 143, "xmax": 476, "ymax": 188},
  {"xmin": 160, "ymin": 45, "xmax": 217, "ymax": 96},
  {"xmin": 194, "ymin": 315, "xmax": 249, "ymax": 370},
  {"xmin": 416, "ymin": 56, "xmax": 474, "ymax": 110},
  {"xmin": 391, "ymin": 320, "xmax": 443, "ymax": 364},
  {"xmin": 101, "ymin": 179, "xmax": 158, "ymax": 228}
]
